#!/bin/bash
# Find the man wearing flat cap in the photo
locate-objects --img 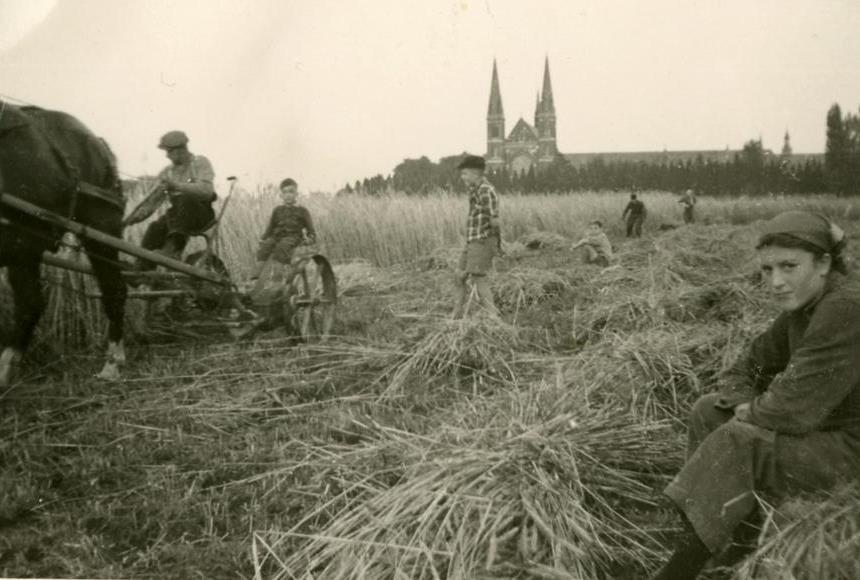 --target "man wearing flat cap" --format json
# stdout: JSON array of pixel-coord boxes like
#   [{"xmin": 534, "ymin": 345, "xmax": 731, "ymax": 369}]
[
  {"xmin": 452, "ymin": 154, "xmax": 500, "ymax": 318},
  {"xmin": 125, "ymin": 130, "xmax": 217, "ymax": 264}
]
